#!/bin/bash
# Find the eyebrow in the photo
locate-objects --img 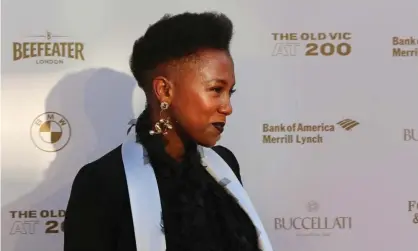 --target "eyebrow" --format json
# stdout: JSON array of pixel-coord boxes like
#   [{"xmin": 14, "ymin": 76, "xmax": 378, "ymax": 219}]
[{"xmin": 204, "ymin": 78, "xmax": 235, "ymax": 87}]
